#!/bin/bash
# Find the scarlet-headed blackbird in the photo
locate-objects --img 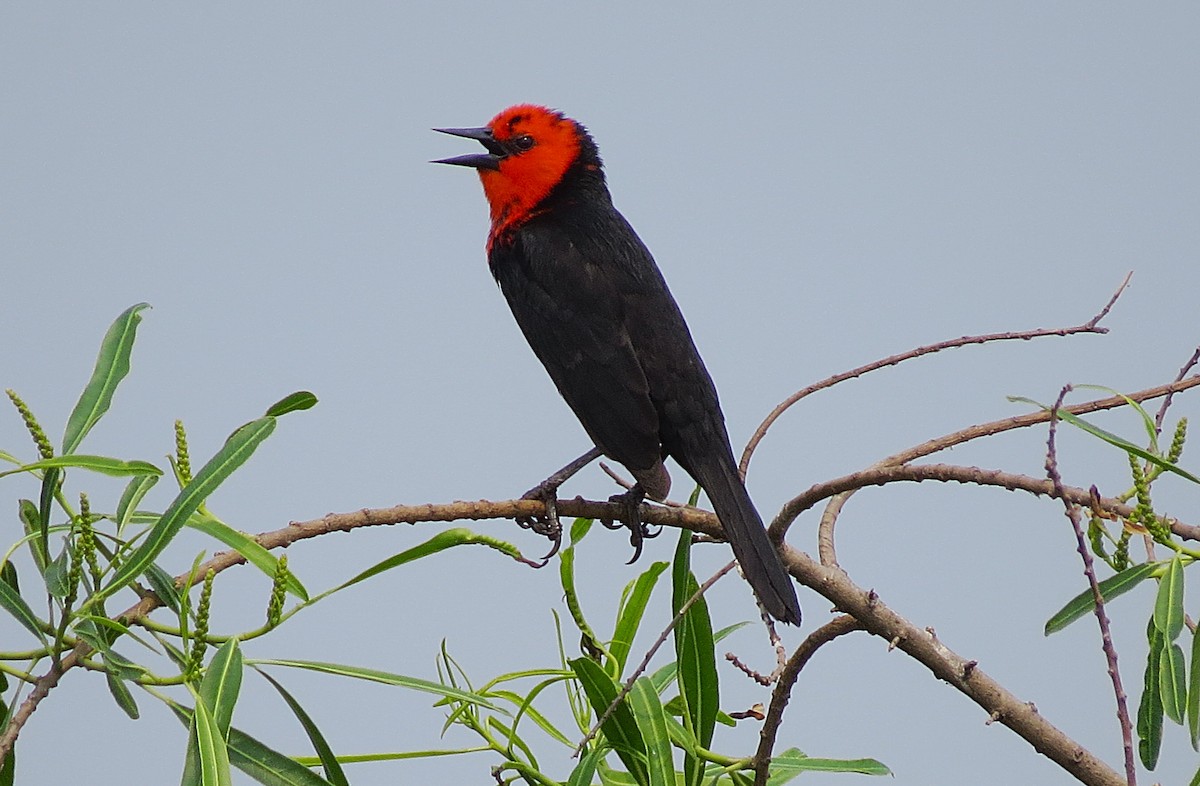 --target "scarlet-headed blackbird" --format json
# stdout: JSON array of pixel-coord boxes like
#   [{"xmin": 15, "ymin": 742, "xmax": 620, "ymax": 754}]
[{"xmin": 435, "ymin": 104, "xmax": 801, "ymax": 625}]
